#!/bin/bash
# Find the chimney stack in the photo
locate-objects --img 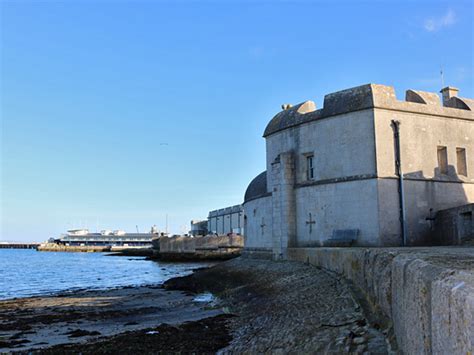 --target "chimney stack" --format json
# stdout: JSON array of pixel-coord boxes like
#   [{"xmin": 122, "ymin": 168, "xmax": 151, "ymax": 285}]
[{"xmin": 440, "ymin": 86, "xmax": 459, "ymax": 106}]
